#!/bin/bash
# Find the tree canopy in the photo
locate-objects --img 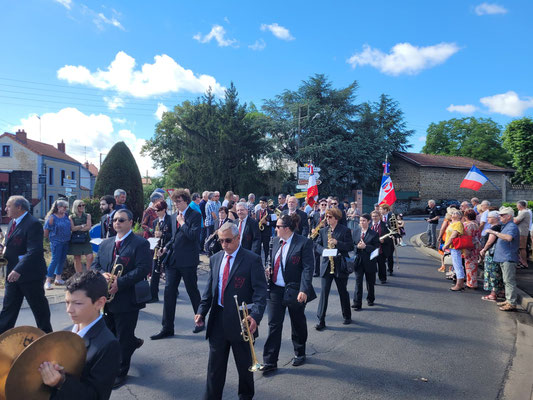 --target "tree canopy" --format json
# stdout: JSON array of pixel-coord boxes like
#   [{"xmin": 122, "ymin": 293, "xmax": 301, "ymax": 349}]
[{"xmin": 502, "ymin": 117, "xmax": 533, "ymax": 184}]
